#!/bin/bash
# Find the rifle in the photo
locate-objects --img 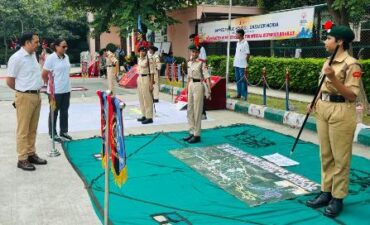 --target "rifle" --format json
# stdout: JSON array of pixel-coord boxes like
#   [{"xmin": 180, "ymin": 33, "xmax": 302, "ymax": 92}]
[{"xmin": 290, "ymin": 45, "xmax": 339, "ymax": 155}]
